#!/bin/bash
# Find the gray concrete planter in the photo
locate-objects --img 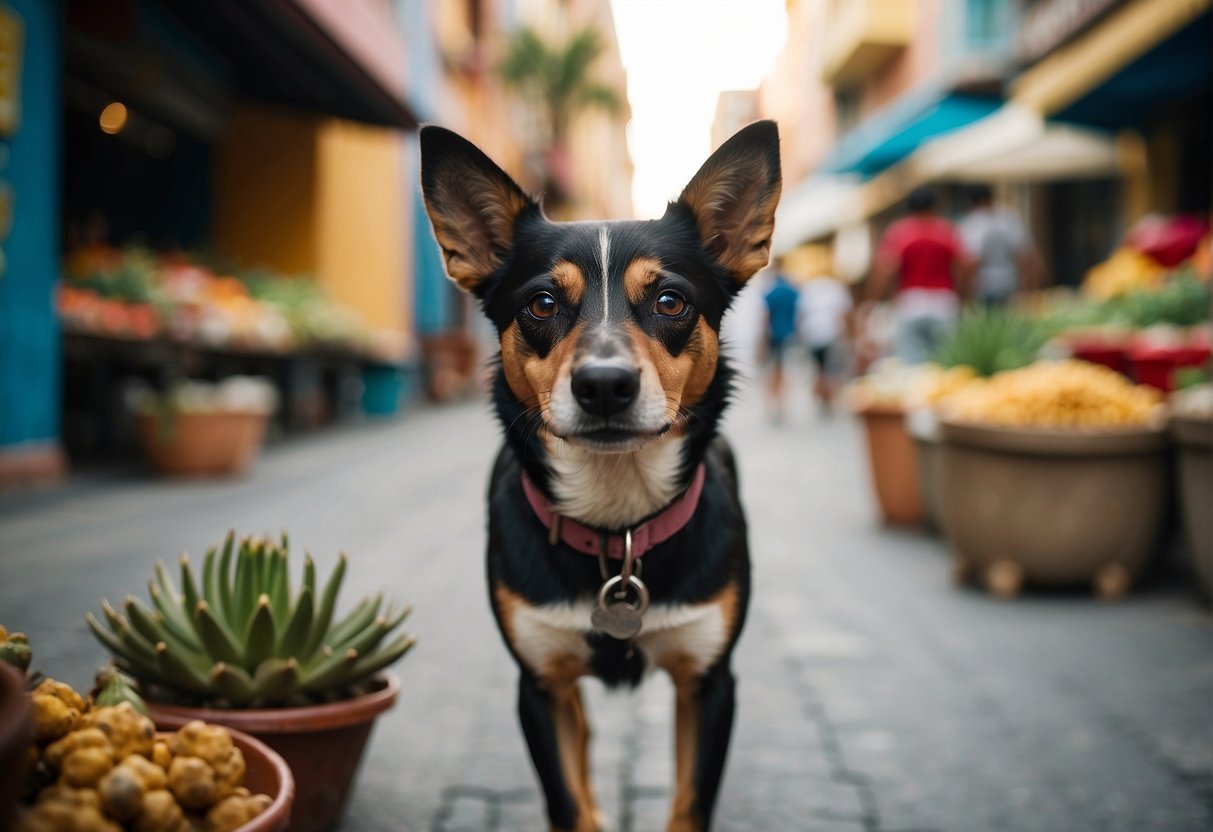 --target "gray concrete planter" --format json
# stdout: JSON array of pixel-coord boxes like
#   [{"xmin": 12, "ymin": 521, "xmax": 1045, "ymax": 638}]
[
  {"xmin": 1172, "ymin": 414, "xmax": 1213, "ymax": 601},
  {"xmin": 906, "ymin": 408, "xmax": 942, "ymax": 534},
  {"xmin": 938, "ymin": 419, "xmax": 1169, "ymax": 599}
]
